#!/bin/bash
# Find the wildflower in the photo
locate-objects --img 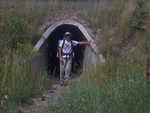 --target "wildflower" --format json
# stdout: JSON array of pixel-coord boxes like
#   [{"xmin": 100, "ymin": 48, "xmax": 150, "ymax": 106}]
[{"xmin": 4, "ymin": 95, "xmax": 8, "ymax": 100}]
